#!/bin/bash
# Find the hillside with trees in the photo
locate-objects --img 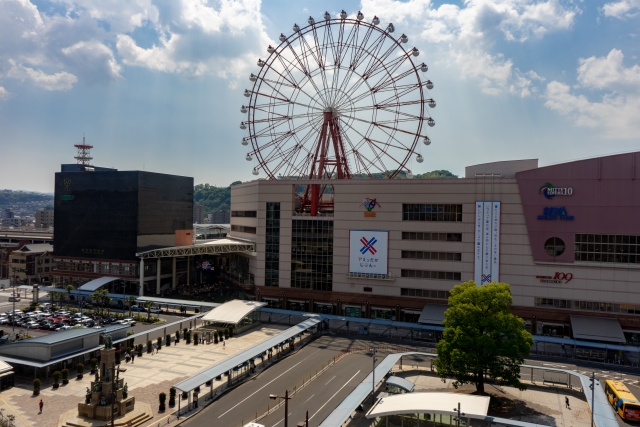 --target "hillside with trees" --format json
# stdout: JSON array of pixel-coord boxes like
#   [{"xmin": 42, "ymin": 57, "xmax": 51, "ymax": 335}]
[{"xmin": 193, "ymin": 182, "xmax": 241, "ymax": 214}]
